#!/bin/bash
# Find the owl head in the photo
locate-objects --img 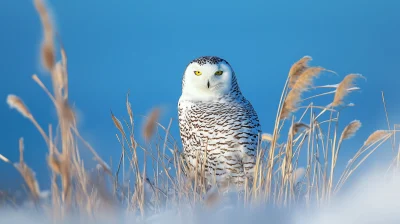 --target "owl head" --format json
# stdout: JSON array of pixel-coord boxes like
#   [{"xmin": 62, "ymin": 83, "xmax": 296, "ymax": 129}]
[{"xmin": 181, "ymin": 56, "xmax": 241, "ymax": 101}]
